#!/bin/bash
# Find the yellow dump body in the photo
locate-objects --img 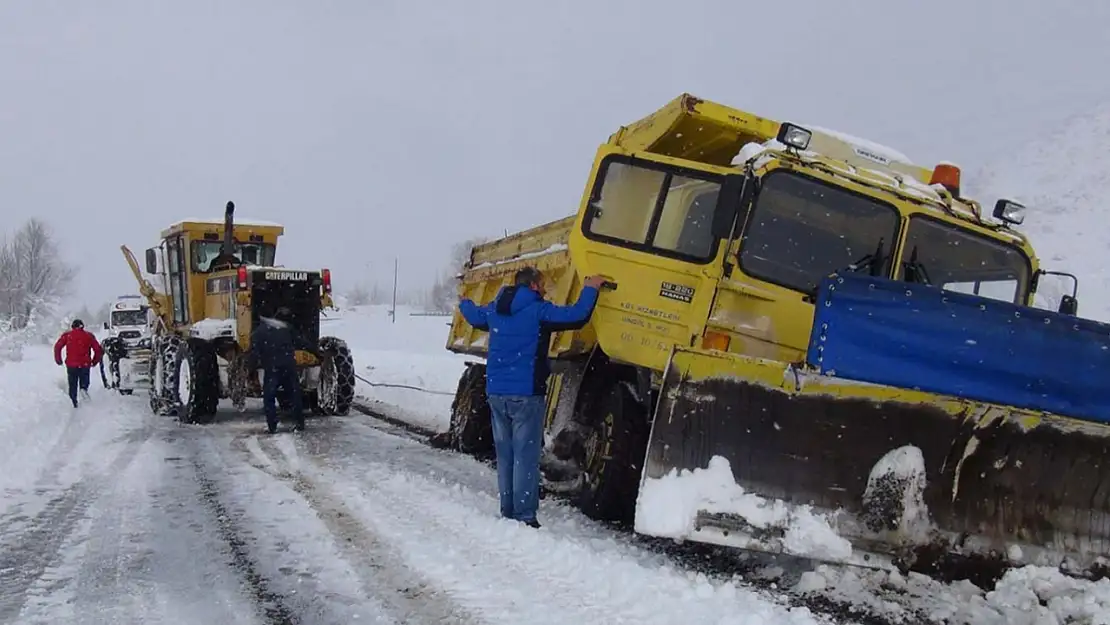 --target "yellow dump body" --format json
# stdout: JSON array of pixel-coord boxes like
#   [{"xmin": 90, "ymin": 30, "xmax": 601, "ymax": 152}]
[{"xmin": 448, "ymin": 216, "xmax": 597, "ymax": 359}]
